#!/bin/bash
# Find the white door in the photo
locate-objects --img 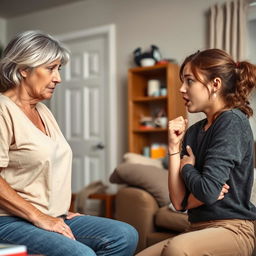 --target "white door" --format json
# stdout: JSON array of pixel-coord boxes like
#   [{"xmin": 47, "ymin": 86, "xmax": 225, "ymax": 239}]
[{"xmin": 50, "ymin": 26, "xmax": 117, "ymax": 193}]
